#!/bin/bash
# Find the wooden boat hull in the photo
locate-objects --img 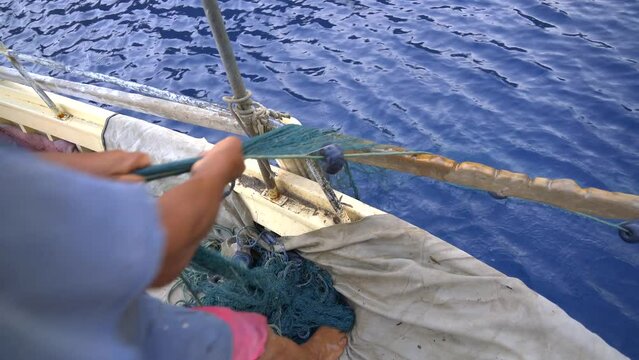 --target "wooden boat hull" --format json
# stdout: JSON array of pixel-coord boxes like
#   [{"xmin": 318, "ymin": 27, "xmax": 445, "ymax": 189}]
[{"xmin": 0, "ymin": 79, "xmax": 382, "ymax": 236}]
